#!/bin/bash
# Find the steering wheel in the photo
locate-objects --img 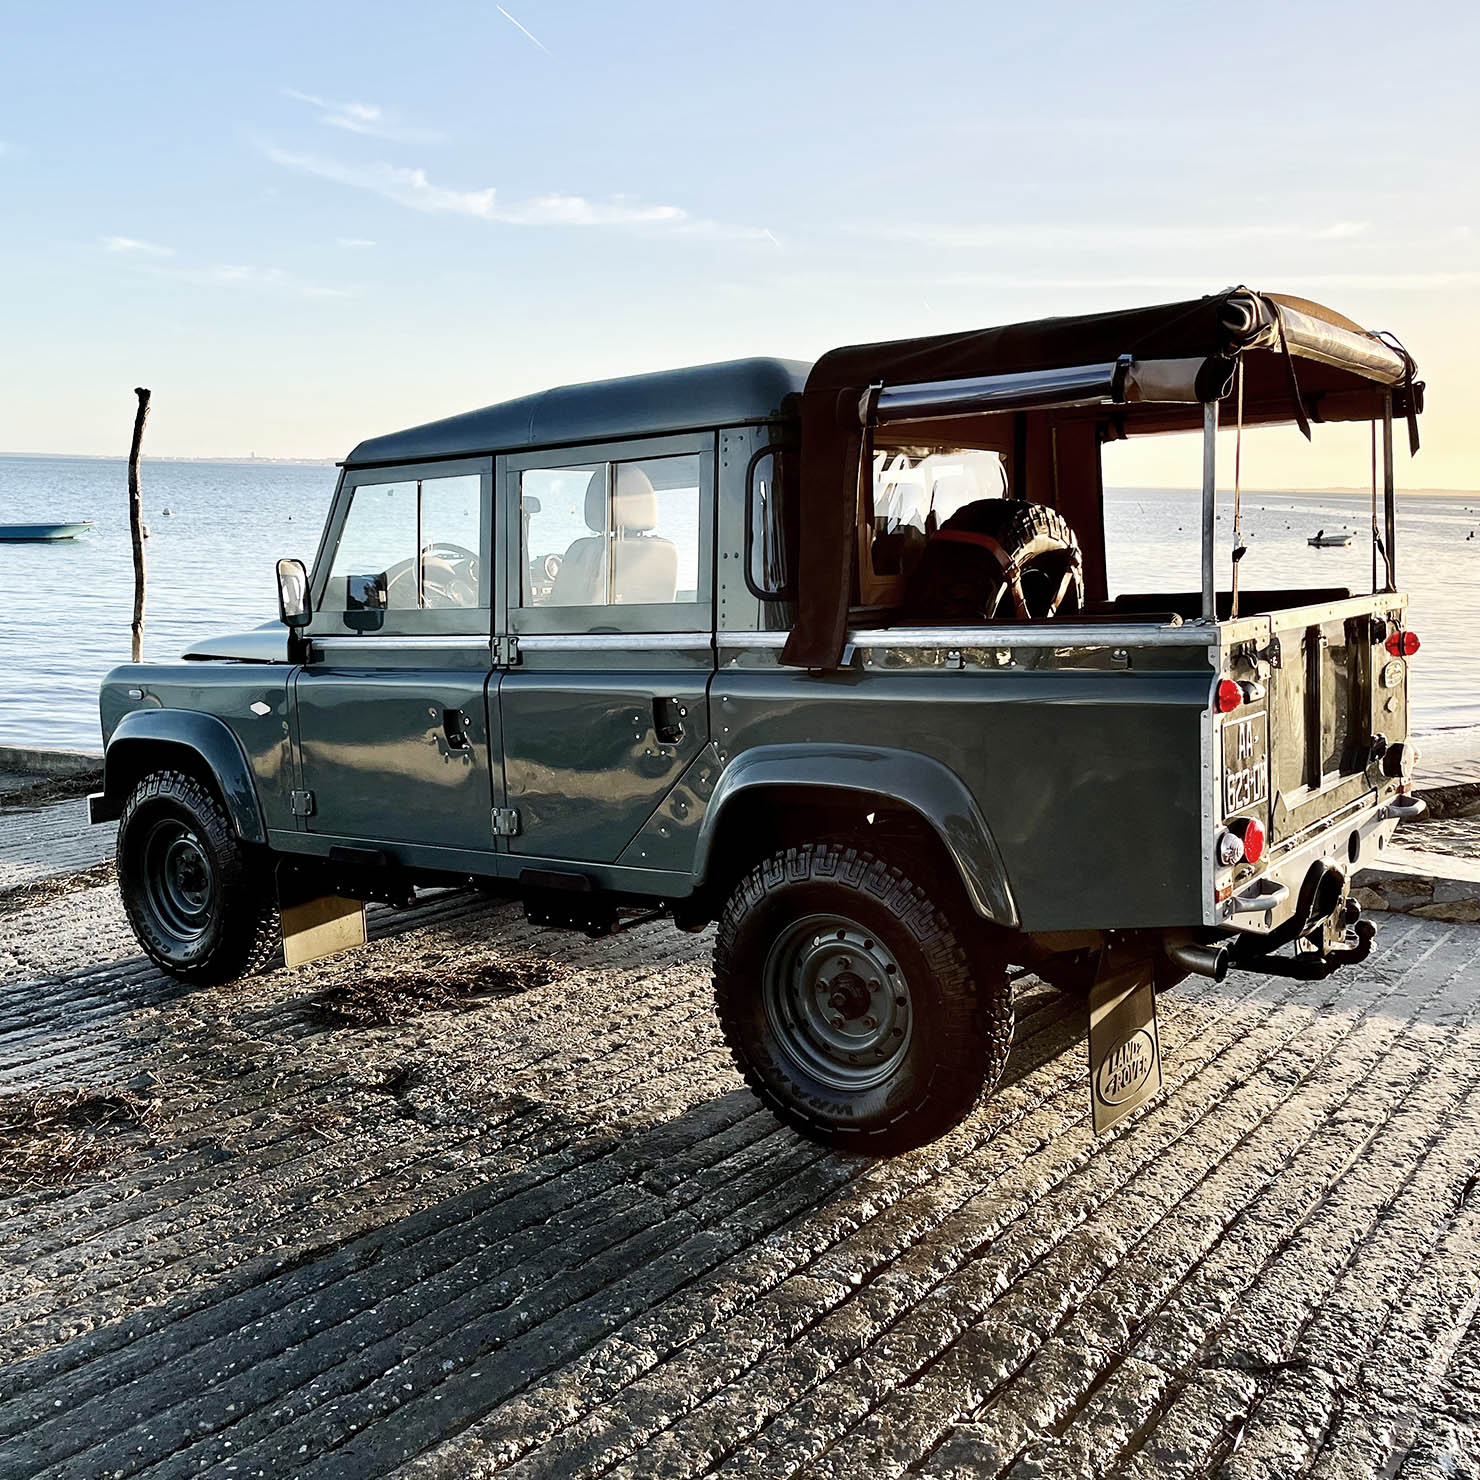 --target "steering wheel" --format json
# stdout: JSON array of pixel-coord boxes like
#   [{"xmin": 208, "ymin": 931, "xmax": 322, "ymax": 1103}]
[{"xmin": 420, "ymin": 541, "xmax": 481, "ymax": 608}]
